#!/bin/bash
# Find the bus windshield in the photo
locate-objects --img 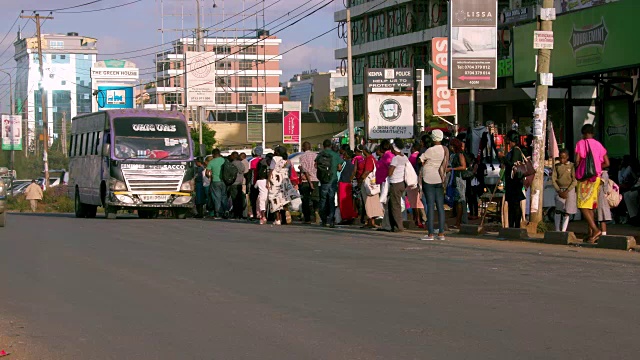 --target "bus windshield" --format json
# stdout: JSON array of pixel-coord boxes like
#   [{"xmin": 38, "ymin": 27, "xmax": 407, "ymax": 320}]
[{"xmin": 112, "ymin": 117, "xmax": 191, "ymax": 160}]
